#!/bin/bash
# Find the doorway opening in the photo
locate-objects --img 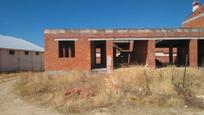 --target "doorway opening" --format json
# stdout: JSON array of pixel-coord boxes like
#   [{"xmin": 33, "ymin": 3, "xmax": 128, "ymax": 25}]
[
  {"xmin": 156, "ymin": 40, "xmax": 189, "ymax": 67},
  {"xmin": 198, "ymin": 40, "xmax": 204, "ymax": 67},
  {"xmin": 91, "ymin": 41, "xmax": 107, "ymax": 69},
  {"xmin": 113, "ymin": 41, "xmax": 134, "ymax": 68}
]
